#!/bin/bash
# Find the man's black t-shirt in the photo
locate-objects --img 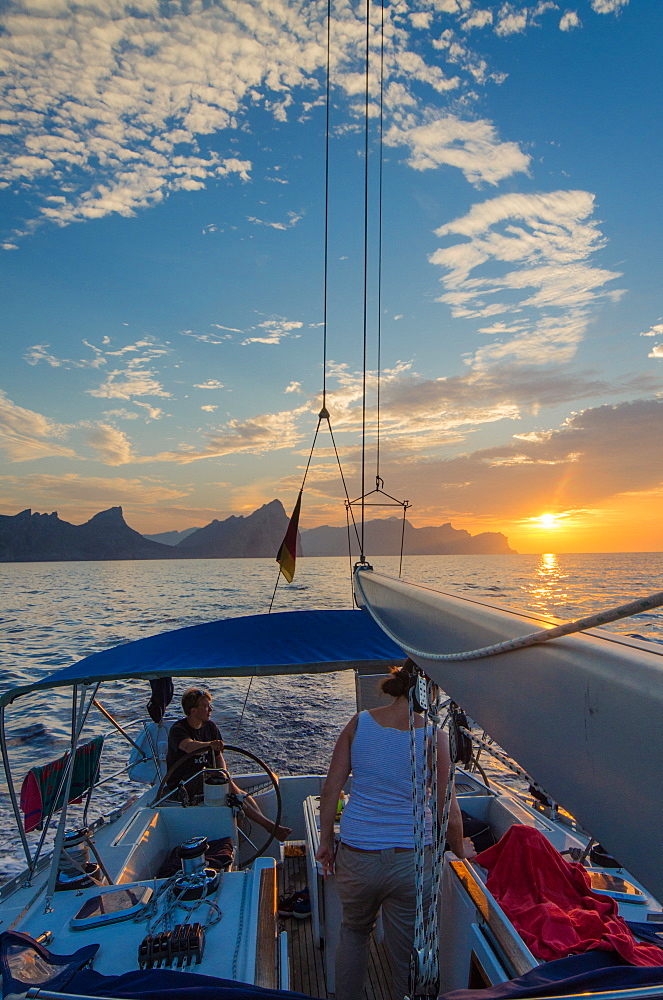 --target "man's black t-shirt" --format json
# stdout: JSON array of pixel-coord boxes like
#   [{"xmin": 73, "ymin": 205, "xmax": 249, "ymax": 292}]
[{"xmin": 166, "ymin": 718, "xmax": 222, "ymax": 793}]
